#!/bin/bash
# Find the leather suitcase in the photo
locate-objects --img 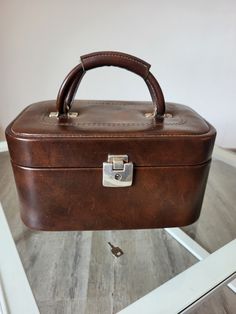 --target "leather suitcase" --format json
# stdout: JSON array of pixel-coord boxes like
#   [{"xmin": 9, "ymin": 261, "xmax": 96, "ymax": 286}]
[{"xmin": 6, "ymin": 51, "xmax": 216, "ymax": 231}]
